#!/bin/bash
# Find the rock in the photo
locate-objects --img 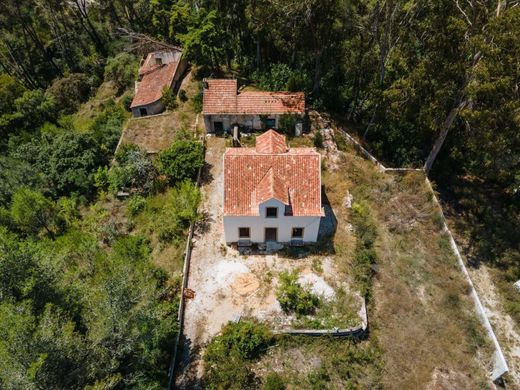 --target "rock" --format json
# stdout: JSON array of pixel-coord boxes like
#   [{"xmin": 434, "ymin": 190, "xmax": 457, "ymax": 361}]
[
  {"xmin": 265, "ymin": 242, "xmax": 284, "ymax": 252},
  {"xmin": 343, "ymin": 191, "xmax": 353, "ymax": 208}
]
